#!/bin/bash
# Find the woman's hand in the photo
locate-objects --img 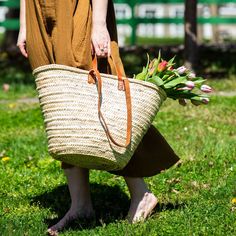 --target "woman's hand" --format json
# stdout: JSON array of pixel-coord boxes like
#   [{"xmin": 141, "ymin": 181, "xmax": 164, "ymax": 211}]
[
  {"xmin": 91, "ymin": 0, "xmax": 110, "ymax": 58},
  {"xmin": 18, "ymin": 0, "xmax": 27, "ymax": 57},
  {"xmin": 17, "ymin": 27, "xmax": 28, "ymax": 58},
  {"xmin": 91, "ymin": 23, "xmax": 111, "ymax": 58}
]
